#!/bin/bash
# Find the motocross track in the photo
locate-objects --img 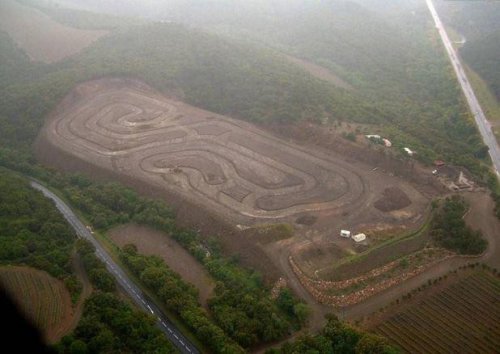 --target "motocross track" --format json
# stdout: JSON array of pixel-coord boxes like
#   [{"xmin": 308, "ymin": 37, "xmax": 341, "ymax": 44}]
[
  {"xmin": 38, "ymin": 78, "xmax": 429, "ymax": 228},
  {"xmin": 36, "ymin": 78, "xmax": 433, "ymax": 323}
]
